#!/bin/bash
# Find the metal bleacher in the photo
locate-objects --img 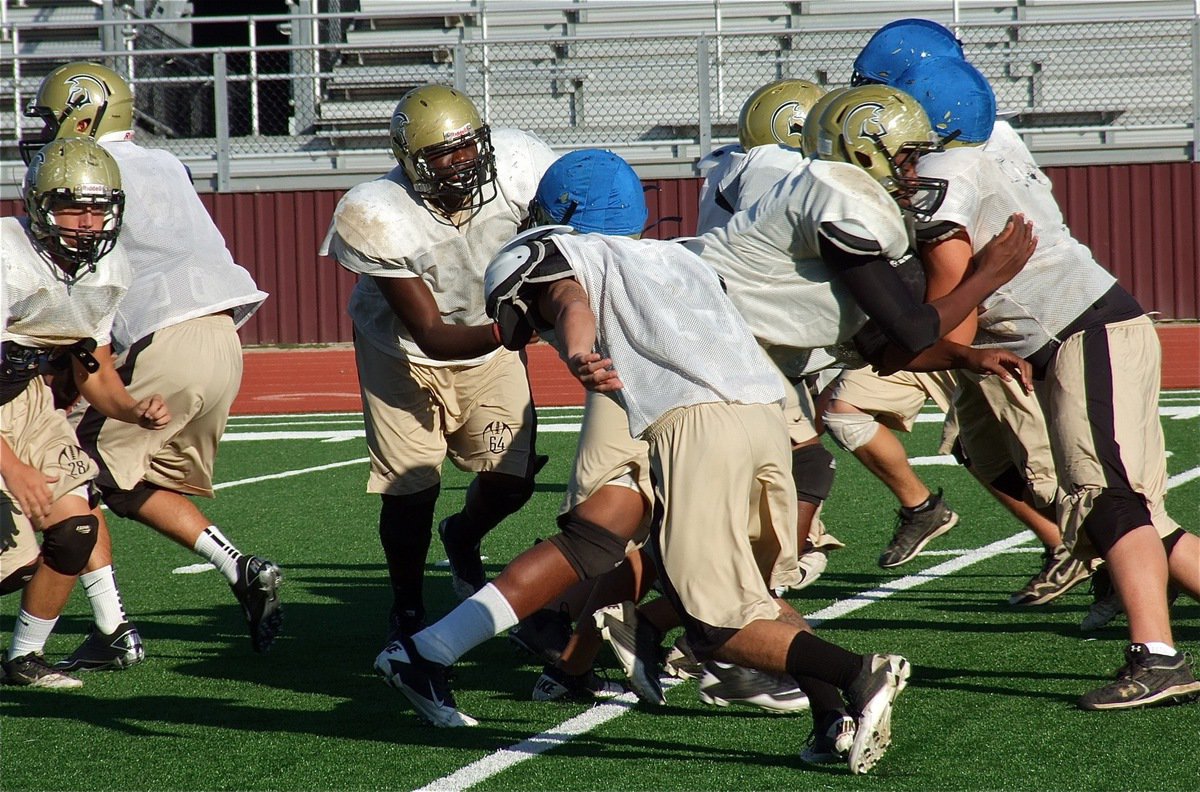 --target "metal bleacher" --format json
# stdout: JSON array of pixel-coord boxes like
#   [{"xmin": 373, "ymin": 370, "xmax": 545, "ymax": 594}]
[{"xmin": 0, "ymin": 0, "xmax": 1196, "ymax": 195}]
